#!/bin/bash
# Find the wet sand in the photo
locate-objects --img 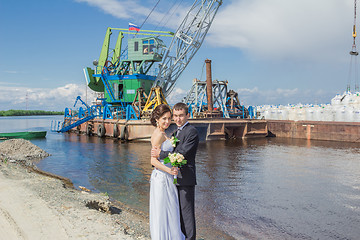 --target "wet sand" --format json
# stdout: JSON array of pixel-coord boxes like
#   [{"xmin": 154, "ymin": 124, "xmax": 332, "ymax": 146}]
[
  {"xmin": 0, "ymin": 139, "xmax": 149, "ymax": 240},
  {"xmin": 0, "ymin": 162, "xmax": 152, "ymax": 240}
]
